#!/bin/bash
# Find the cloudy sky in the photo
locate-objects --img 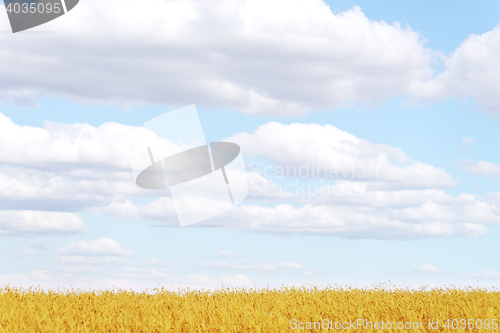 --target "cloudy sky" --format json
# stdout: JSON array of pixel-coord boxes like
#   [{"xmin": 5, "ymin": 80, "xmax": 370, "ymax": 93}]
[{"xmin": 0, "ymin": 0, "xmax": 500, "ymax": 290}]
